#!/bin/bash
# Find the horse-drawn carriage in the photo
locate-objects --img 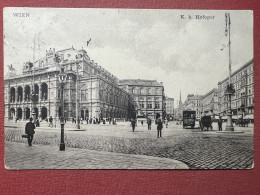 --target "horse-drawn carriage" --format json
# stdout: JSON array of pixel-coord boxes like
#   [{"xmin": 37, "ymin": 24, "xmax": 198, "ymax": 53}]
[
  {"xmin": 199, "ymin": 116, "xmax": 213, "ymax": 131},
  {"xmin": 235, "ymin": 118, "xmax": 249, "ymax": 127}
]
